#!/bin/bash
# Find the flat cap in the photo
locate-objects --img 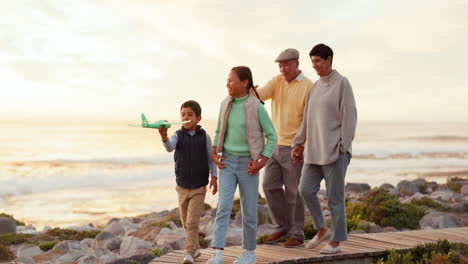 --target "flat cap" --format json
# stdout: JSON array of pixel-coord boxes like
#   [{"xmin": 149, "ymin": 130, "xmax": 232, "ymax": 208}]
[{"xmin": 274, "ymin": 48, "xmax": 300, "ymax": 62}]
